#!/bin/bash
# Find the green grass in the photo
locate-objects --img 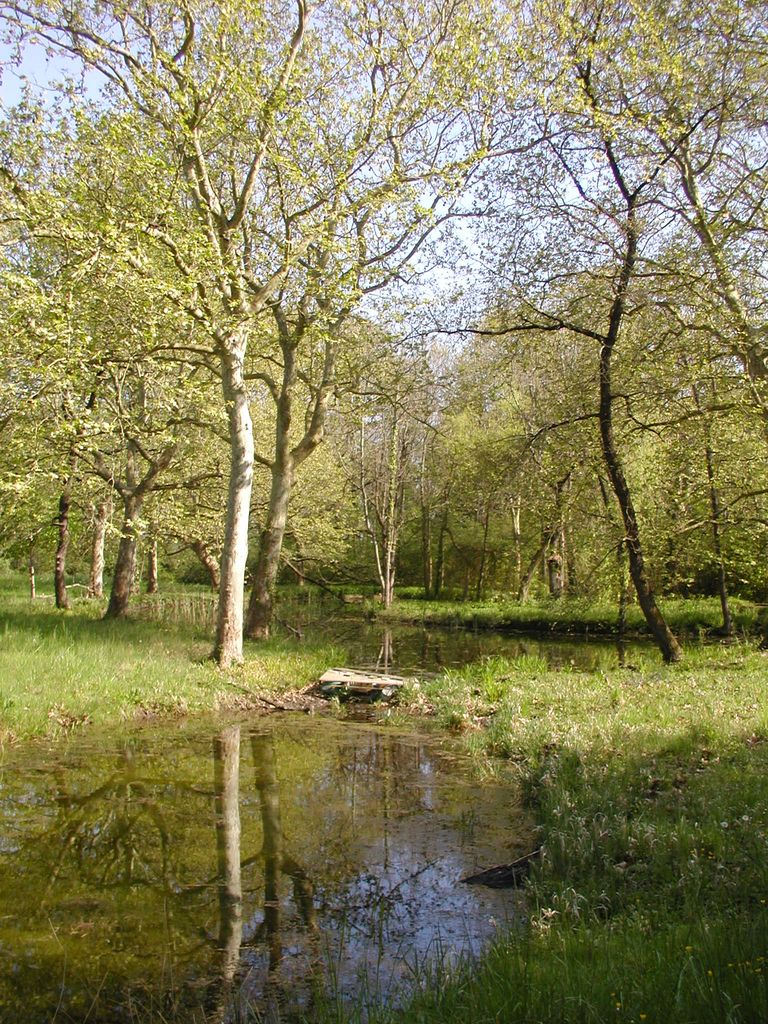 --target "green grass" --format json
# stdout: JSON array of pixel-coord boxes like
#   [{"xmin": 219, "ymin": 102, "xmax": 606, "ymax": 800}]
[
  {"xmin": 323, "ymin": 915, "xmax": 768, "ymax": 1024},
  {"xmin": 378, "ymin": 594, "xmax": 762, "ymax": 639},
  {"xmin": 0, "ymin": 578, "xmax": 339, "ymax": 742},
  {"xmin": 335, "ymin": 645, "xmax": 768, "ymax": 1023}
]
